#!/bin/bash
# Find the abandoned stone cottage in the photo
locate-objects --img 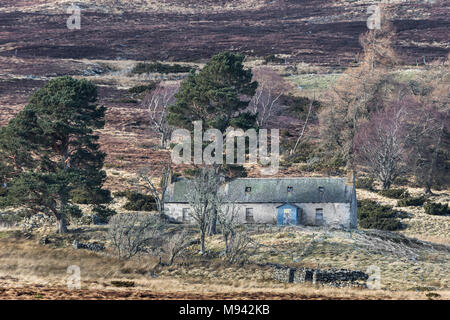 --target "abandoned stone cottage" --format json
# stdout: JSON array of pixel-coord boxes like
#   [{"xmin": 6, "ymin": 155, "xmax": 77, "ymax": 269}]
[{"xmin": 164, "ymin": 177, "xmax": 358, "ymax": 228}]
